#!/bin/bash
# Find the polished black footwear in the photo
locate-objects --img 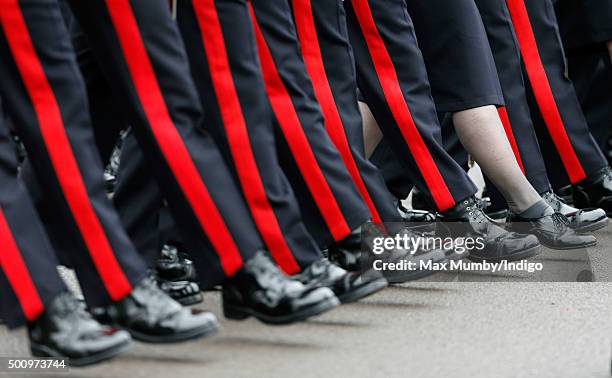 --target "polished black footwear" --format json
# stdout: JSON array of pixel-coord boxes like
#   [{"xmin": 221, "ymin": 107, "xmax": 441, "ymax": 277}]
[
  {"xmin": 222, "ymin": 251, "xmax": 339, "ymax": 325},
  {"xmin": 542, "ymin": 191, "xmax": 608, "ymax": 233},
  {"xmin": 507, "ymin": 212, "xmax": 597, "ymax": 250},
  {"xmin": 156, "ymin": 243, "xmax": 197, "ymax": 283},
  {"xmin": 92, "ymin": 278, "xmax": 218, "ymax": 343},
  {"xmin": 328, "ymin": 224, "xmax": 449, "ymax": 283},
  {"xmin": 157, "ymin": 276, "xmax": 203, "ymax": 306},
  {"xmin": 29, "ymin": 292, "xmax": 131, "ymax": 367},
  {"xmin": 396, "ymin": 199, "xmax": 436, "ymax": 232},
  {"xmin": 572, "ymin": 166, "xmax": 612, "ymax": 217},
  {"xmin": 437, "ymin": 197, "xmax": 541, "ymax": 262},
  {"xmin": 294, "ymin": 258, "xmax": 387, "ymax": 304}
]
